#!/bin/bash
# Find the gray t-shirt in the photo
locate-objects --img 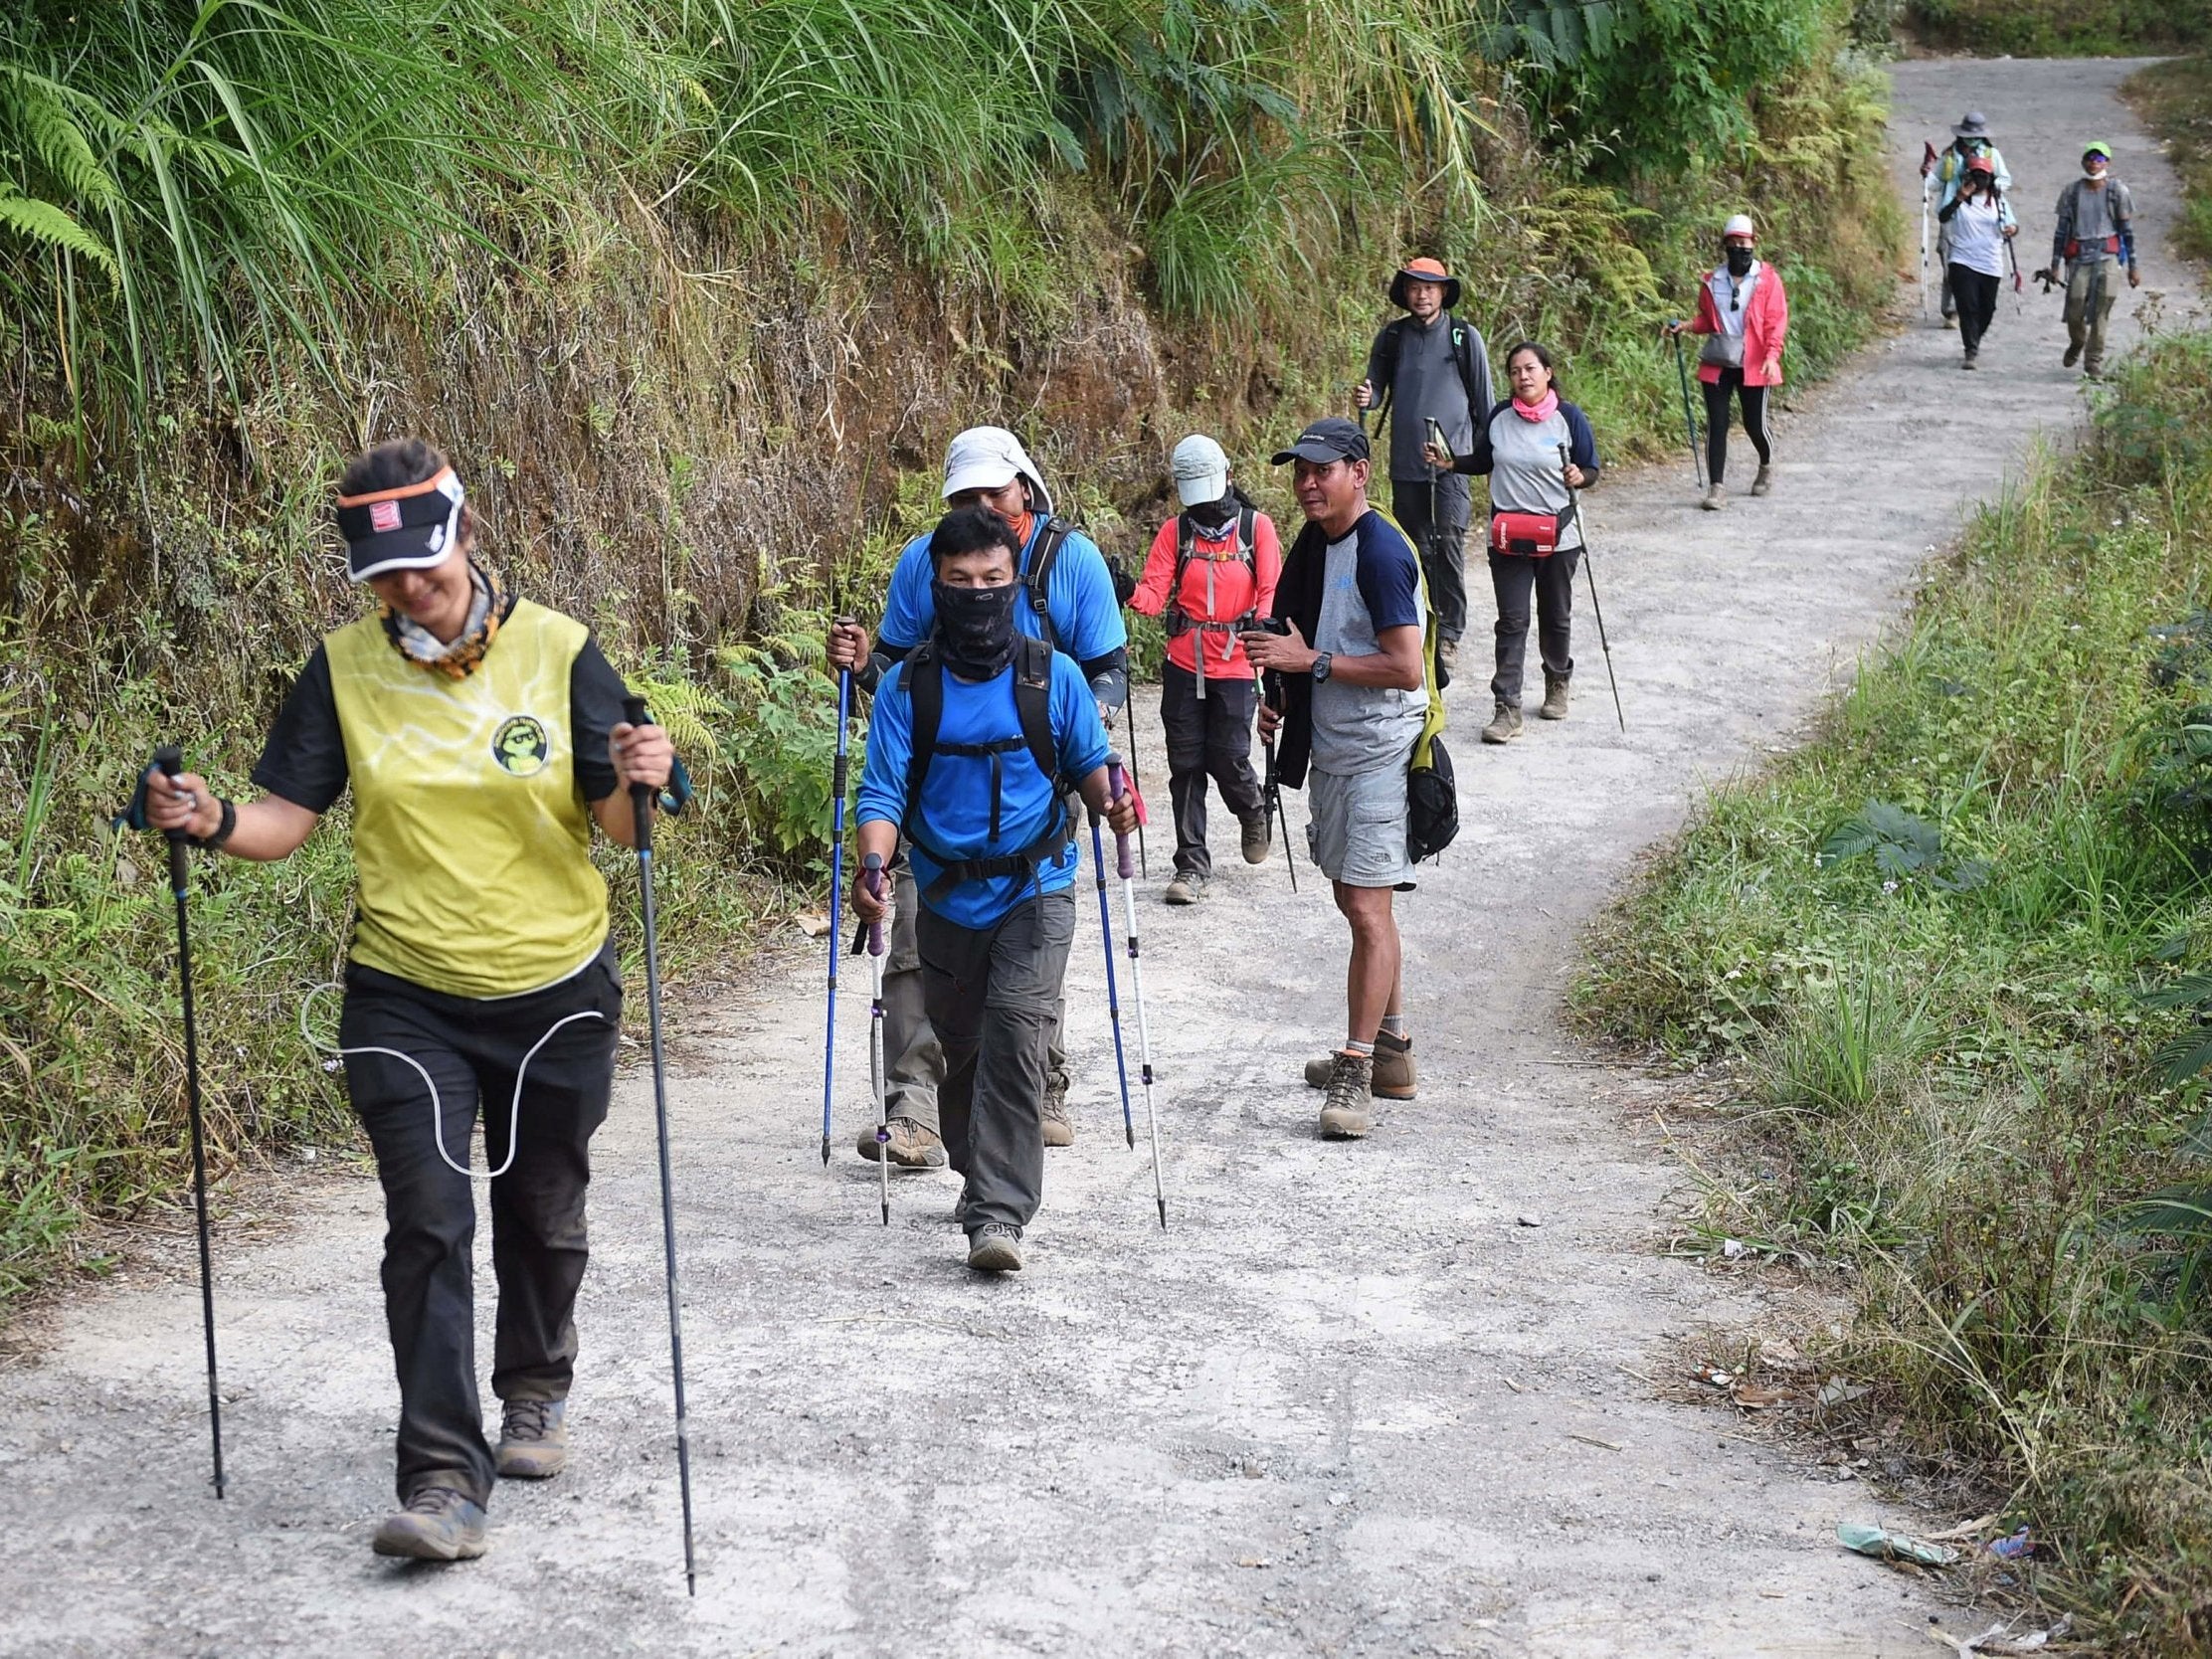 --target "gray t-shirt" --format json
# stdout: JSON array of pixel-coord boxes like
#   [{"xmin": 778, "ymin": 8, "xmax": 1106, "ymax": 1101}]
[
  {"xmin": 1311, "ymin": 512, "xmax": 1428, "ymax": 775},
  {"xmin": 1485, "ymin": 404, "xmax": 1584, "ymax": 552},
  {"xmin": 2058, "ymin": 177, "xmax": 2134, "ymax": 264}
]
